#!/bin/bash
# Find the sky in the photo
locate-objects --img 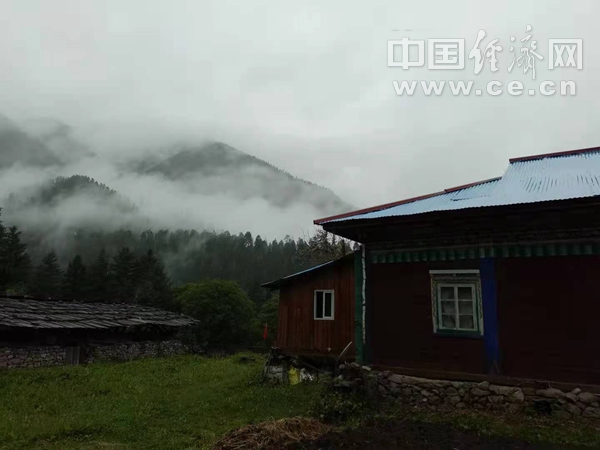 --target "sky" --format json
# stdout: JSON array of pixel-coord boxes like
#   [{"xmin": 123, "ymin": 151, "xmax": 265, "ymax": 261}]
[{"xmin": 0, "ymin": 0, "xmax": 598, "ymax": 215}]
